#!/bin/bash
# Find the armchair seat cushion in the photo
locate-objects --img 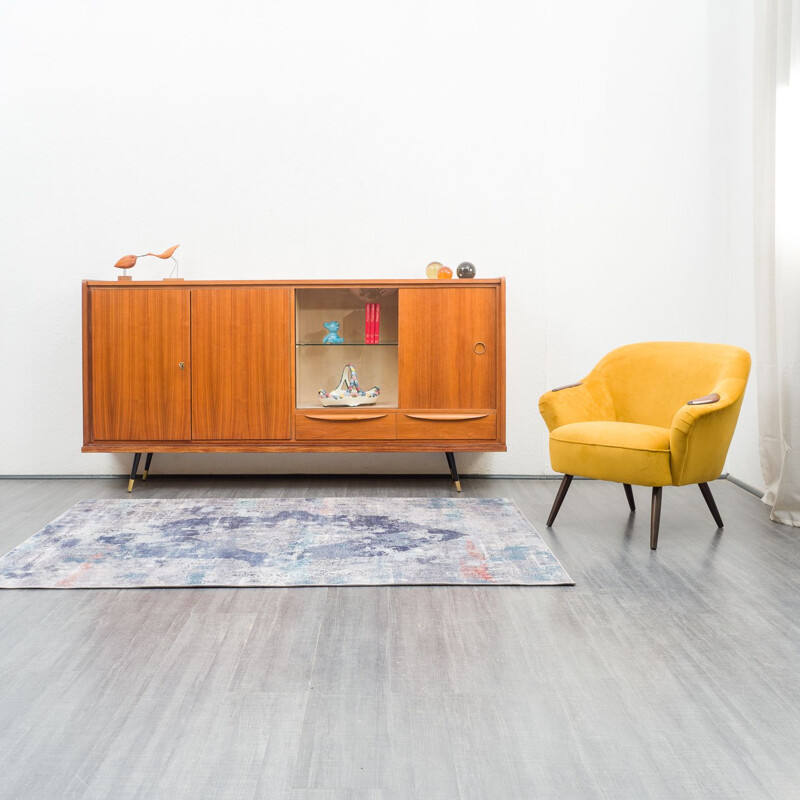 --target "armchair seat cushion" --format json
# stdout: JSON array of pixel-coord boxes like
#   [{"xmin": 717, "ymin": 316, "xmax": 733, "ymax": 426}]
[{"xmin": 550, "ymin": 421, "xmax": 672, "ymax": 487}]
